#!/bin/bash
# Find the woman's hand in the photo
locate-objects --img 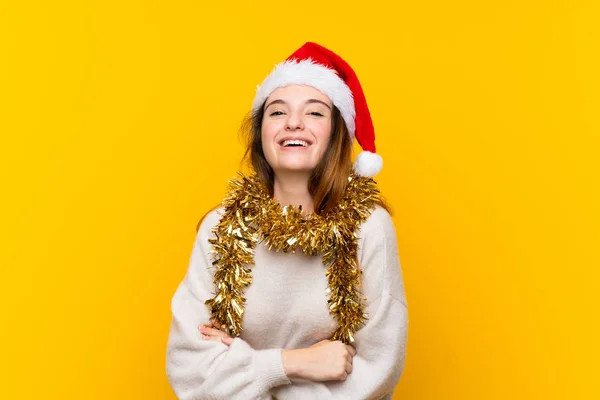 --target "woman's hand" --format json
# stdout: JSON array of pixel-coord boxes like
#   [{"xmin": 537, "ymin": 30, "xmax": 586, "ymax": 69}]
[
  {"xmin": 198, "ymin": 319, "xmax": 234, "ymax": 346},
  {"xmin": 282, "ymin": 339, "xmax": 356, "ymax": 382}
]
